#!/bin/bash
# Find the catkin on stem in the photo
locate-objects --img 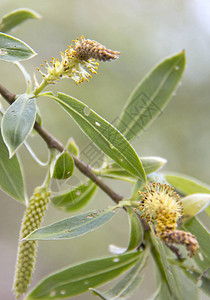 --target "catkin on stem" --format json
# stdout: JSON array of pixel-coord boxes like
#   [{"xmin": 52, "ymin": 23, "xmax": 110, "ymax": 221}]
[
  {"xmin": 13, "ymin": 187, "xmax": 51, "ymax": 299},
  {"xmin": 138, "ymin": 183, "xmax": 199, "ymax": 257}
]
